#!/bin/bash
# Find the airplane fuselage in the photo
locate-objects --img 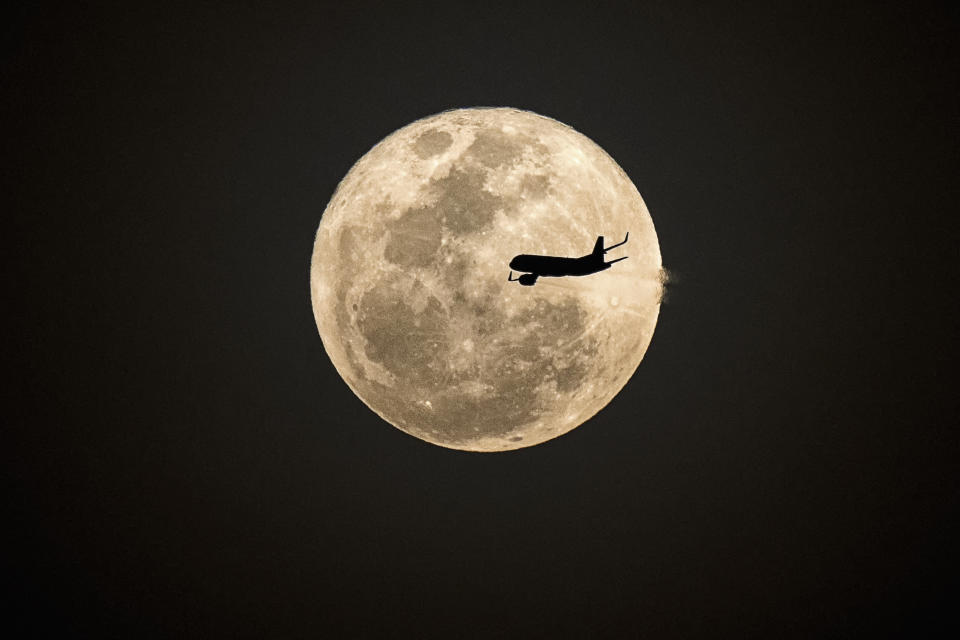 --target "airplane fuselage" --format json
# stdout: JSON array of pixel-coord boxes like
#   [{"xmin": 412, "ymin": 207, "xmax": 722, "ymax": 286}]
[{"xmin": 508, "ymin": 253, "xmax": 610, "ymax": 278}]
